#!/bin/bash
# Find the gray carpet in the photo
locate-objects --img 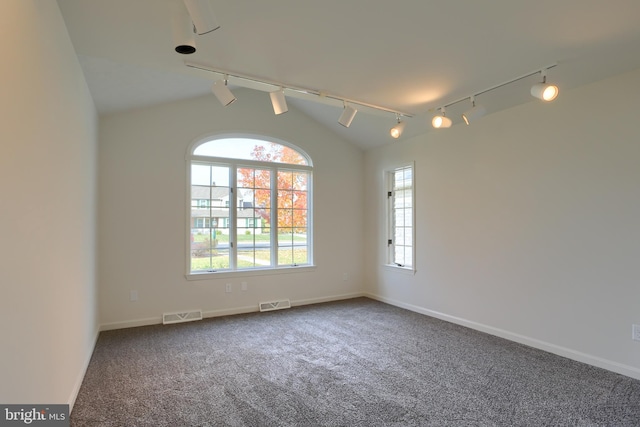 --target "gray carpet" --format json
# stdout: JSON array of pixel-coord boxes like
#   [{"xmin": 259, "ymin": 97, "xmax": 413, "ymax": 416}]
[{"xmin": 71, "ymin": 298, "xmax": 640, "ymax": 426}]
